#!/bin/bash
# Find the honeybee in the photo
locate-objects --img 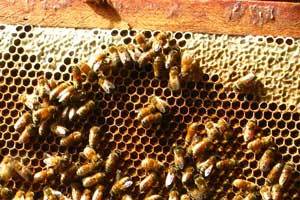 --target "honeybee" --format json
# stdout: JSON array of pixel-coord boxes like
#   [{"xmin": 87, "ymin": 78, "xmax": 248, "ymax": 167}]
[
  {"xmin": 260, "ymin": 185, "xmax": 272, "ymax": 200},
  {"xmin": 72, "ymin": 65, "xmax": 83, "ymax": 89},
  {"xmin": 196, "ymin": 156, "xmax": 217, "ymax": 178},
  {"xmin": 33, "ymin": 168, "xmax": 54, "ymax": 183},
  {"xmin": 108, "ymin": 46, "xmax": 121, "ymax": 70},
  {"xmin": 14, "ymin": 112, "xmax": 32, "ymax": 132},
  {"xmin": 149, "ymin": 96, "xmax": 168, "ymax": 113},
  {"xmin": 25, "ymin": 191, "xmax": 34, "ymax": 200},
  {"xmin": 13, "ymin": 160, "xmax": 33, "ymax": 182},
  {"xmin": 43, "ymin": 187, "xmax": 69, "ymax": 200},
  {"xmin": 232, "ymin": 193, "xmax": 243, "ymax": 200},
  {"xmin": 0, "ymin": 156, "xmax": 15, "ymax": 181},
  {"xmin": 32, "ymin": 105, "xmax": 57, "ymax": 125},
  {"xmin": 118, "ymin": 45, "xmax": 132, "ymax": 66},
  {"xmin": 71, "ymin": 183, "xmax": 82, "ymax": 200},
  {"xmin": 57, "ymin": 85, "xmax": 75, "ymax": 103},
  {"xmin": 140, "ymin": 172, "xmax": 158, "ymax": 193},
  {"xmin": 232, "ymin": 179, "xmax": 257, "ymax": 191},
  {"xmin": 82, "ymin": 172, "xmax": 106, "ymax": 188},
  {"xmin": 173, "ymin": 146, "xmax": 185, "ymax": 170},
  {"xmin": 61, "ymin": 164, "xmax": 79, "ymax": 184},
  {"xmin": 191, "ymin": 138, "xmax": 212, "ymax": 158},
  {"xmin": 37, "ymin": 76, "xmax": 51, "ymax": 99},
  {"xmin": 266, "ymin": 163, "xmax": 284, "ymax": 185},
  {"xmin": 77, "ymin": 161, "xmax": 102, "ymax": 177},
  {"xmin": 43, "ymin": 154, "xmax": 70, "ymax": 172},
  {"xmin": 166, "ymin": 48, "xmax": 180, "ymax": 69},
  {"xmin": 18, "ymin": 124, "xmax": 36, "ymax": 143},
  {"xmin": 38, "ymin": 120, "xmax": 50, "ymax": 136},
  {"xmin": 76, "ymin": 100, "xmax": 95, "ymax": 117},
  {"xmin": 48, "ymin": 79, "xmax": 57, "ymax": 90},
  {"xmin": 271, "ymin": 184, "xmax": 282, "ymax": 200},
  {"xmin": 205, "ymin": 121, "xmax": 221, "ymax": 141},
  {"xmin": 194, "ymin": 175, "xmax": 207, "ymax": 190},
  {"xmin": 80, "ymin": 62, "xmax": 92, "ymax": 75},
  {"xmin": 60, "ymin": 131, "xmax": 82, "ymax": 146},
  {"xmin": 98, "ymin": 75, "xmax": 115, "ymax": 94},
  {"xmin": 181, "ymin": 166, "xmax": 194, "ymax": 185},
  {"xmin": 141, "ymin": 112, "xmax": 162, "ymax": 128},
  {"xmin": 0, "ymin": 185, "xmax": 13, "ymax": 200},
  {"xmin": 81, "ymin": 146, "xmax": 101, "ymax": 162},
  {"xmin": 180, "ymin": 194, "xmax": 190, "ymax": 200},
  {"xmin": 153, "ymin": 54, "xmax": 165, "ymax": 78},
  {"xmin": 81, "ymin": 189, "xmax": 92, "ymax": 200},
  {"xmin": 110, "ymin": 177, "xmax": 133, "ymax": 197},
  {"xmin": 137, "ymin": 104, "xmax": 156, "ymax": 121},
  {"xmin": 244, "ymin": 193, "xmax": 258, "ymax": 200},
  {"xmin": 187, "ymin": 187, "xmax": 208, "ymax": 200},
  {"xmin": 138, "ymin": 50, "xmax": 156, "ymax": 67},
  {"xmin": 216, "ymin": 118, "xmax": 233, "ymax": 140},
  {"xmin": 91, "ymin": 52, "xmax": 106, "ymax": 77},
  {"xmin": 244, "ymin": 119, "xmax": 259, "ymax": 142},
  {"xmin": 92, "ymin": 185, "xmax": 104, "ymax": 200},
  {"xmin": 185, "ymin": 122, "xmax": 200, "ymax": 146},
  {"xmin": 216, "ymin": 158, "xmax": 236, "ymax": 170},
  {"xmin": 127, "ymin": 44, "xmax": 143, "ymax": 62},
  {"xmin": 233, "ymin": 72, "xmax": 257, "ymax": 92},
  {"xmin": 50, "ymin": 123, "xmax": 69, "ymax": 137},
  {"xmin": 165, "ymin": 167, "xmax": 177, "ymax": 189},
  {"xmin": 121, "ymin": 194, "xmax": 133, "ymax": 200},
  {"xmin": 259, "ymin": 148, "xmax": 276, "ymax": 172},
  {"xmin": 49, "ymin": 82, "xmax": 69, "ymax": 101},
  {"xmin": 279, "ymin": 163, "xmax": 294, "ymax": 187},
  {"xmin": 169, "ymin": 66, "xmax": 181, "ymax": 91},
  {"xmin": 180, "ymin": 52, "xmax": 197, "ymax": 79},
  {"xmin": 89, "ymin": 126, "xmax": 101, "ymax": 149},
  {"xmin": 141, "ymin": 158, "xmax": 163, "ymax": 173},
  {"xmin": 153, "ymin": 32, "xmax": 168, "ymax": 50},
  {"xmin": 247, "ymin": 135, "xmax": 274, "ymax": 153},
  {"xmin": 144, "ymin": 195, "xmax": 163, "ymax": 200},
  {"xmin": 12, "ymin": 190, "xmax": 25, "ymax": 200},
  {"xmin": 19, "ymin": 93, "xmax": 40, "ymax": 110},
  {"xmin": 169, "ymin": 190, "xmax": 179, "ymax": 200},
  {"xmin": 80, "ymin": 62, "xmax": 98, "ymax": 82},
  {"xmin": 105, "ymin": 150, "xmax": 119, "ymax": 174},
  {"xmin": 135, "ymin": 33, "xmax": 152, "ymax": 52}
]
